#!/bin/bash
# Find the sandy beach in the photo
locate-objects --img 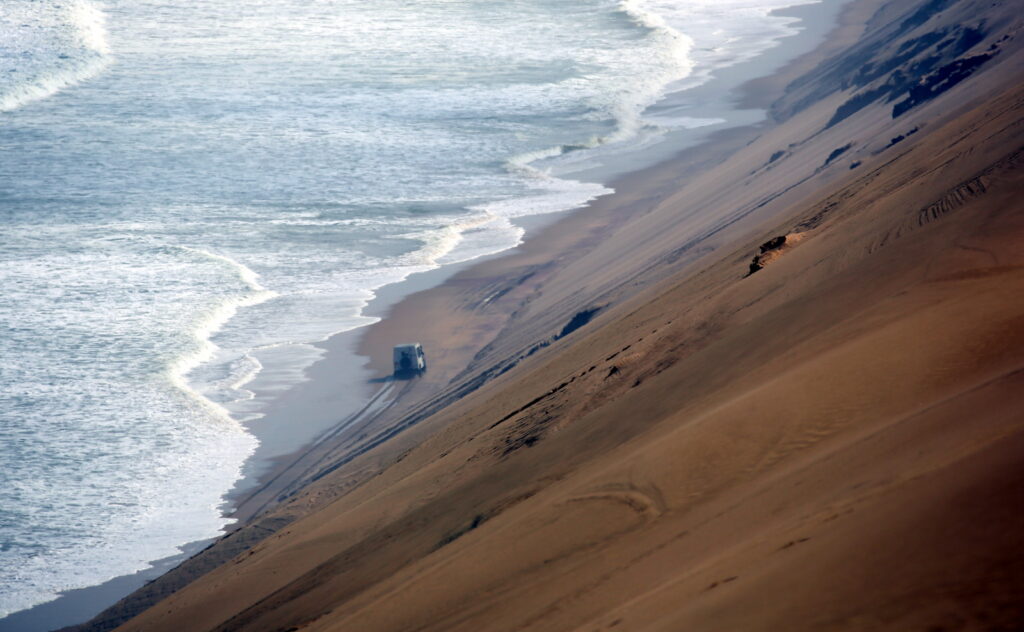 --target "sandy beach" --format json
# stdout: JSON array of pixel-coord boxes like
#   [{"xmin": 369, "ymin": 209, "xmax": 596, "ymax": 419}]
[
  {"xmin": 36, "ymin": 0, "xmax": 1024, "ymax": 629},
  {"xmin": 224, "ymin": 0, "xmax": 854, "ymax": 518}
]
